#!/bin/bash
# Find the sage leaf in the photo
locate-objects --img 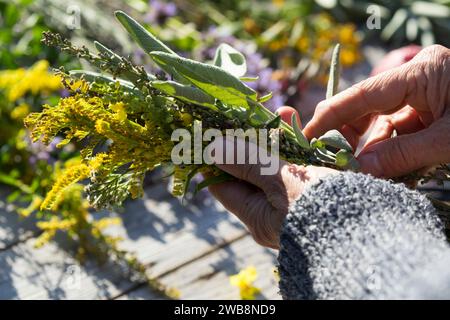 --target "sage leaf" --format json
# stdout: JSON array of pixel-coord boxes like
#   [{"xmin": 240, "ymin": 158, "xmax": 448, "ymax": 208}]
[
  {"xmin": 318, "ymin": 129, "xmax": 353, "ymax": 152},
  {"xmin": 258, "ymin": 92, "xmax": 273, "ymax": 103},
  {"xmin": 114, "ymin": 10, "xmax": 188, "ymax": 84},
  {"xmin": 313, "ymin": 148, "xmax": 336, "ymax": 164},
  {"xmin": 291, "ymin": 113, "xmax": 310, "ymax": 149},
  {"xmin": 195, "ymin": 172, "xmax": 234, "ymax": 195},
  {"xmin": 150, "ymin": 51, "xmax": 257, "ymax": 107},
  {"xmin": 115, "ymin": 10, "xmax": 175, "ymax": 54},
  {"xmin": 335, "ymin": 149, "xmax": 360, "ymax": 171},
  {"xmin": 213, "ymin": 43, "xmax": 247, "ymax": 78},
  {"xmin": 381, "ymin": 9, "xmax": 408, "ymax": 41},
  {"xmin": 326, "ymin": 43, "xmax": 340, "ymax": 99},
  {"xmin": 411, "ymin": 1, "xmax": 450, "ymax": 19},
  {"xmin": 181, "ymin": 166, "xmax": 201, "ymax": 201},
  {"xmin": 240, "ymin": 76, "xmax": 259, "ymax": 82},
  {"xmin": 264, "ymin": 114, "xmax": 281, "ymax": 129},
  {"xmin": 151, "ymin": 80, "xmax": 216, "ymax": 109}
]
